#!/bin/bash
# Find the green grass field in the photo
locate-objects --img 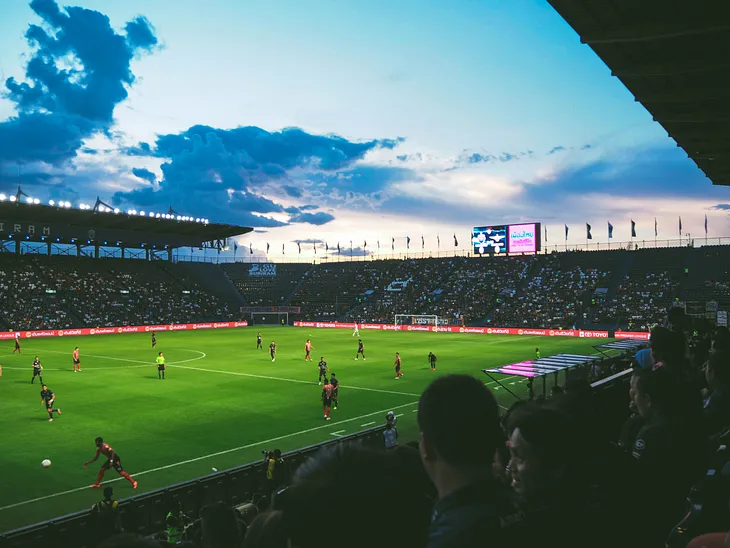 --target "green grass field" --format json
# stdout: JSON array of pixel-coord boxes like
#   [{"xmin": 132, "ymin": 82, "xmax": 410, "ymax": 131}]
[{"xmin": 0, "ymin": 327, "xmax": 609, "ymax": 532}]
